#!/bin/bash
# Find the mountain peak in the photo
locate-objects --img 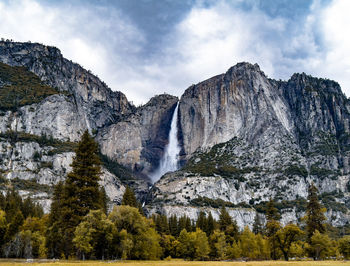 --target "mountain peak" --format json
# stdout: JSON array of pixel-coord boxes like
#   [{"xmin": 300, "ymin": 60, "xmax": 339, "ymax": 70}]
[{"xmin": 289, "ymin": 72, "xmax": 343, "ymax": 95}]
